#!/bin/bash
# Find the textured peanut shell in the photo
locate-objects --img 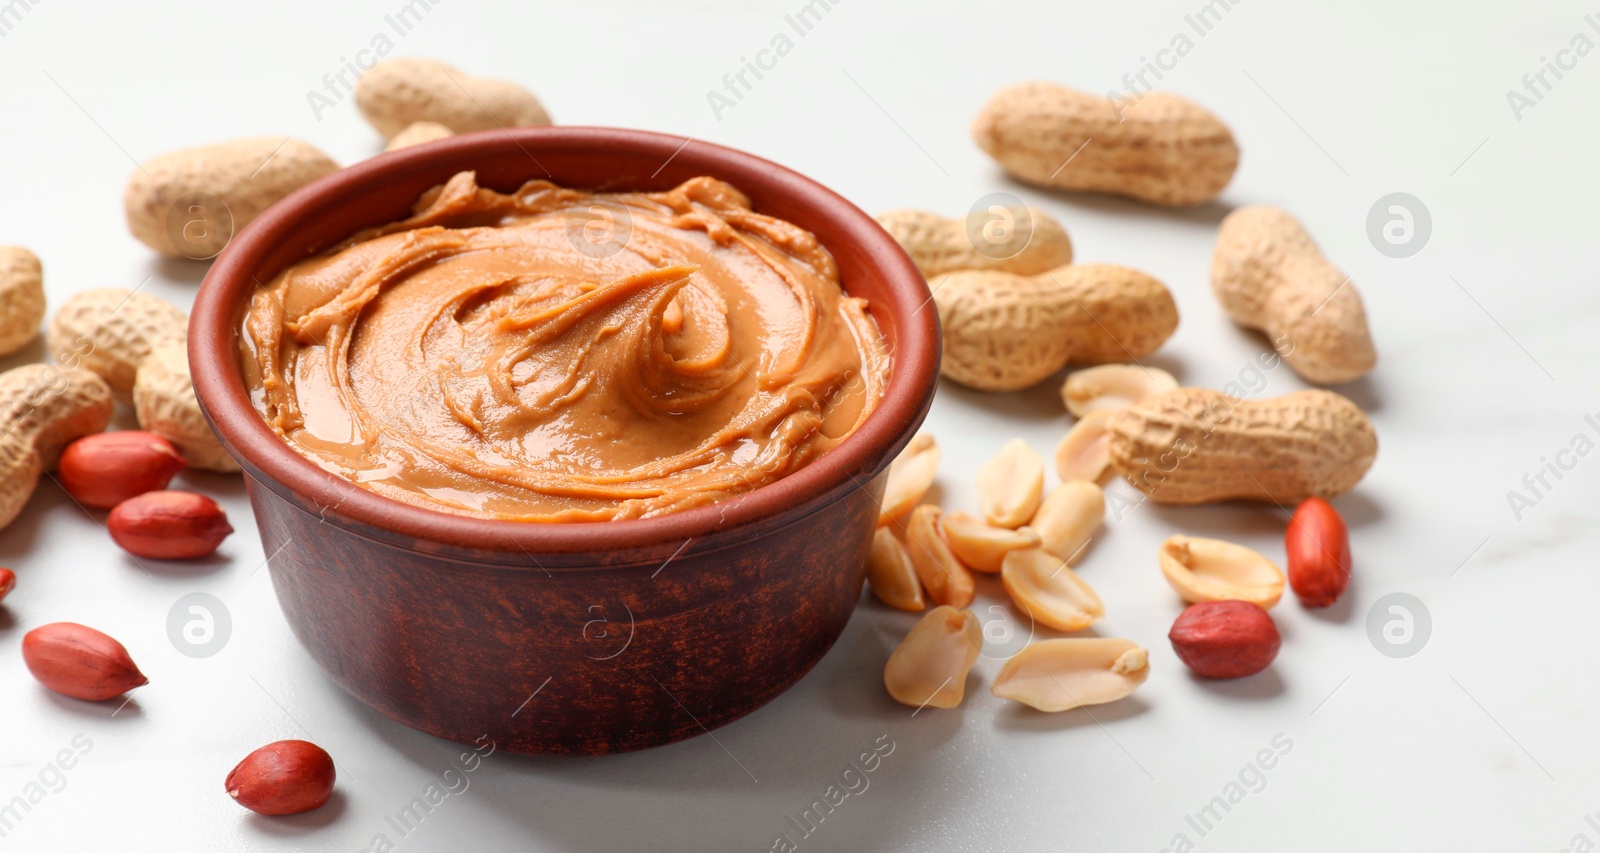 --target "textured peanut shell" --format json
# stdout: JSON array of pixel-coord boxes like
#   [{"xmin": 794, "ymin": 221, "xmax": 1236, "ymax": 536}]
[
  {"xmin": 384, "ymin": 121, "xmax": 455, "ymax": 152},
  {"xmin": 124, "ymin": 137, "xmax": 338, "ymax": 257},
  {"xmin": 1109, "ymin": 388, "xmax": 1377, "ymax": 504},
  {"xmin": 934, "ymin": 263, "xmax": 1178, "ymax": 391},
  {"xmin": 355, "ymin": 58, "xmax": 551, "ymax": 139},
  {"xmin": 876, "ymin": 207, "xmax": 1072, "ymax": 278},
  {"xmin": 0, "ymin": 365, "xmax": 113, "ymax": 529},
  {"xmin": 134, "ymin": 341, "xmax": 240, "ymax": 473},
  {"xmin": 48, "ymin": 288, "xmax": 187, "ymax": 399},
  {"xmin": 0, "ymin": 247, "xmax": 45, "ymax": 356},
  {"xmin": 1212, "ymin": 206, "xmax": 1376, "ymax": 384},
  {"xmin": 972, "ymin": 82, "xmax": 1238, "ymax": 206}
]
